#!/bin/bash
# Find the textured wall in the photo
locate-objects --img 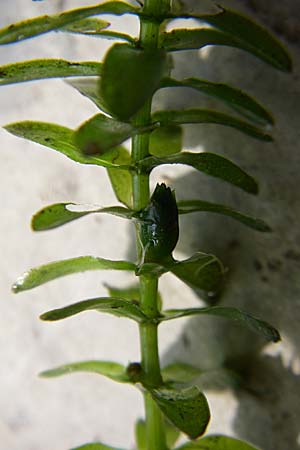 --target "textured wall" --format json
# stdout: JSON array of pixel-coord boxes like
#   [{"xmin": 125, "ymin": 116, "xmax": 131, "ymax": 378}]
[{"xmin": 0, "ymin": 1, "xmax": 299, "ymax": 450}]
